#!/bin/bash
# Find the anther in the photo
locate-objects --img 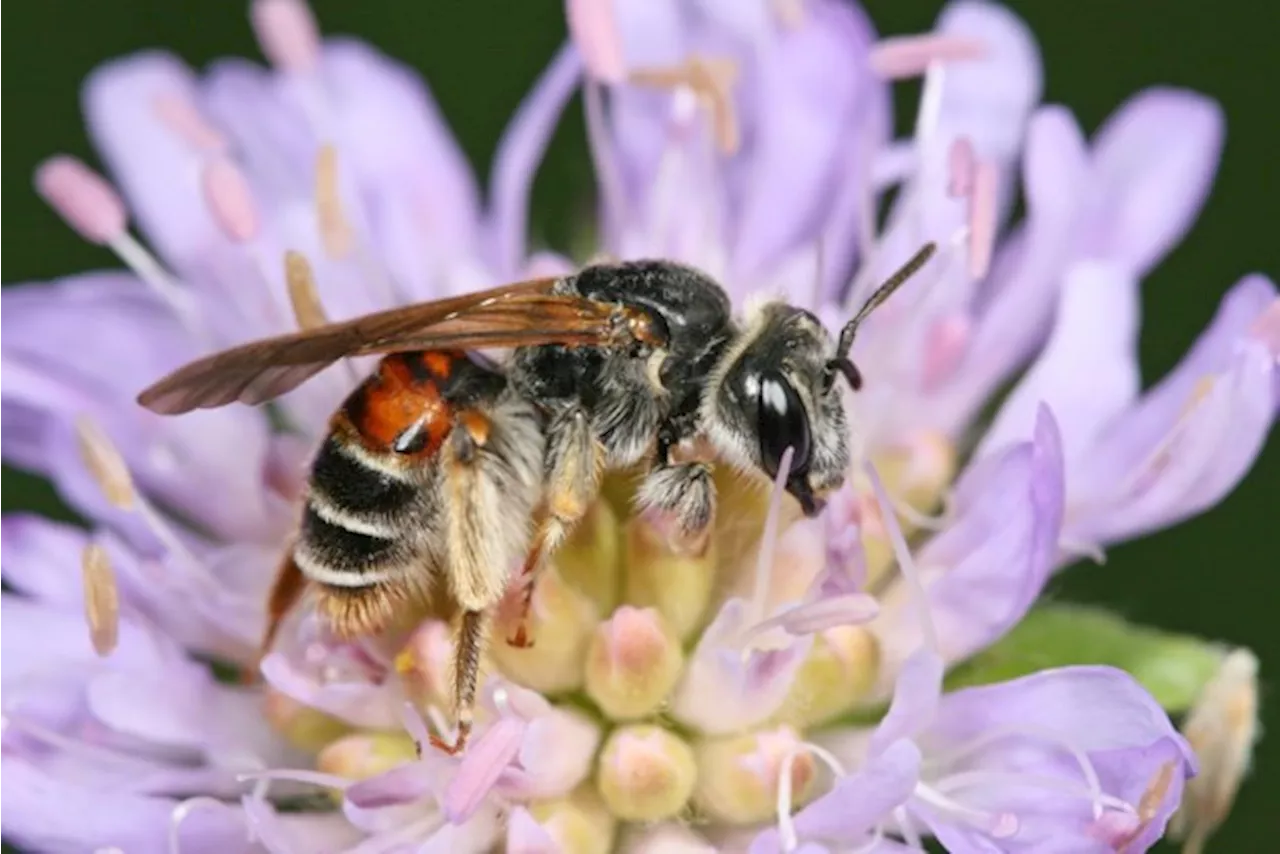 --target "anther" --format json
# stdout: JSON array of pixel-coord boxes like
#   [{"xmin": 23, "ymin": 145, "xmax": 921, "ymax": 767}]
[
  {"xmin": 152, "ymin": 94, "xmax": 228, "ymax": 152},
  {"xmin": 35, "ymin": 156, "xmax": 127, "ymax": 244},
  {"xmin": 251, "ymin": 0, "xmax": 321, "ymax": 74},
  {"xmin": 868, "ymin": 34, "xmax": 987, "ymax": 79},
  {"xmin": 202, "ymin": 159, "xmax": 260, "ymax": 244},
  {"xmin": 947, "ymin": 137, "xmax": 976, "ymax": 198},
  {"xmin": 284, "ymin": 251, "xmax": 329, "ymax": 330},
  {"xmin": 629, "ymin": 56, "xmax": 741, "ymax": 154},
  {"xmin": 967, "ymin": 160, "xmax": 997, "ymax": 279},
  {"xmin": 315, "ymin": 145, "xmax": 354, "ymax": 259},
  {"xmin": 81, "ymin": 543, "xmax": 120, "ymax": 657},
  {"xmin": 75, "ymin": 416, "xmax": 137, "ymax": 510}
]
